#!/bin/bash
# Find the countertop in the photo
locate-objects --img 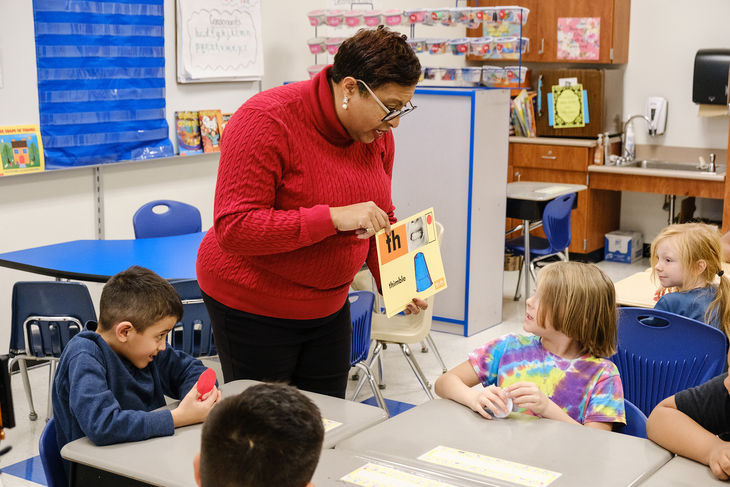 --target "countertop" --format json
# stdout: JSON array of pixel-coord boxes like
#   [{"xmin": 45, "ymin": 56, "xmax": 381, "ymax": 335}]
[
  {"xmin": 509, "ymin": 136, "xmax": 622, "ymax": 147},
  {"xmin": 588, "ymin": 163, "xmax": 725, "ymax": 181}
]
